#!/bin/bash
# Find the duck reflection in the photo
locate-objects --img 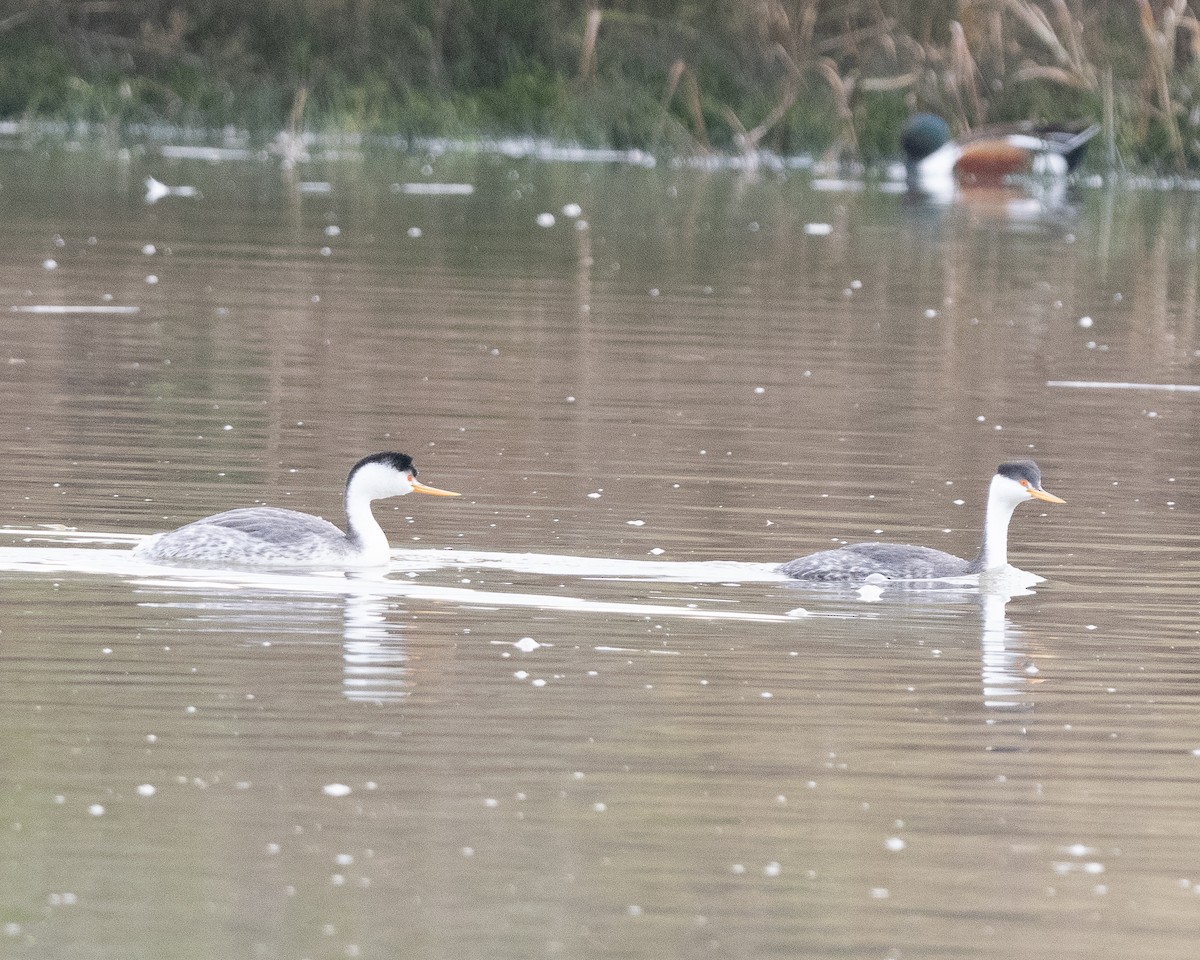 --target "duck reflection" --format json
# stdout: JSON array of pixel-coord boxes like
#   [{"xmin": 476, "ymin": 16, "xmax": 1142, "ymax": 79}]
[{"xmin": 904, "ymin": 176, "xmax": 1083, "ymax": 227}]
